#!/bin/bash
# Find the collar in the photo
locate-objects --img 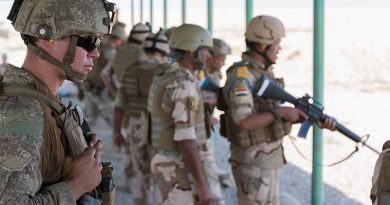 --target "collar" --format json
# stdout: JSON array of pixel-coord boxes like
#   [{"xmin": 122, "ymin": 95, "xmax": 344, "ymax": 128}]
[{"xmin": 242, "ymin": 52, "xmax": 268, "ymax": 71}]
